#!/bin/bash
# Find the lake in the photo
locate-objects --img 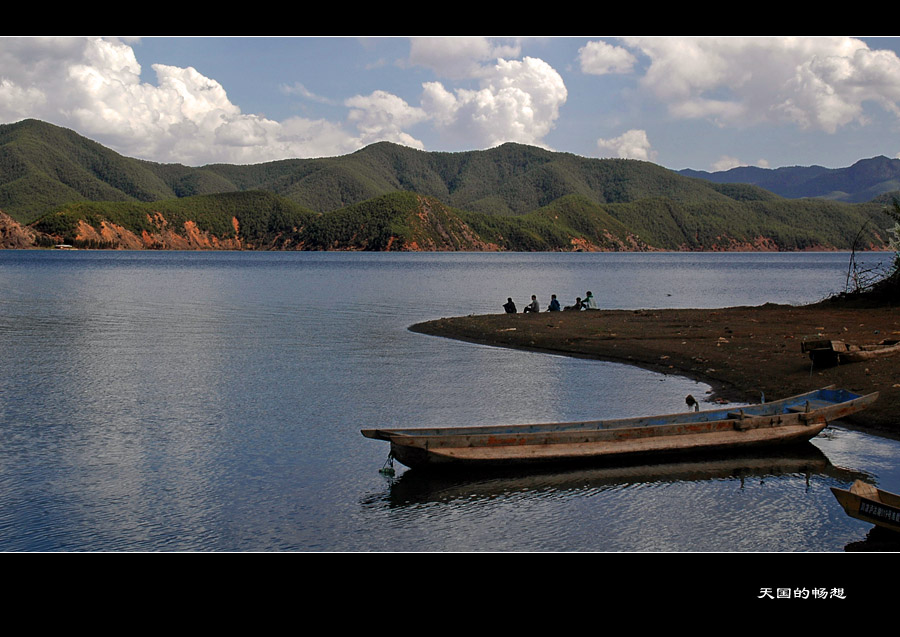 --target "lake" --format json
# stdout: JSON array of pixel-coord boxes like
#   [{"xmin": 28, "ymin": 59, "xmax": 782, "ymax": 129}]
[{"xmin": 0, "ymin": 249, "xmax": 897, "ymax": 552}]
